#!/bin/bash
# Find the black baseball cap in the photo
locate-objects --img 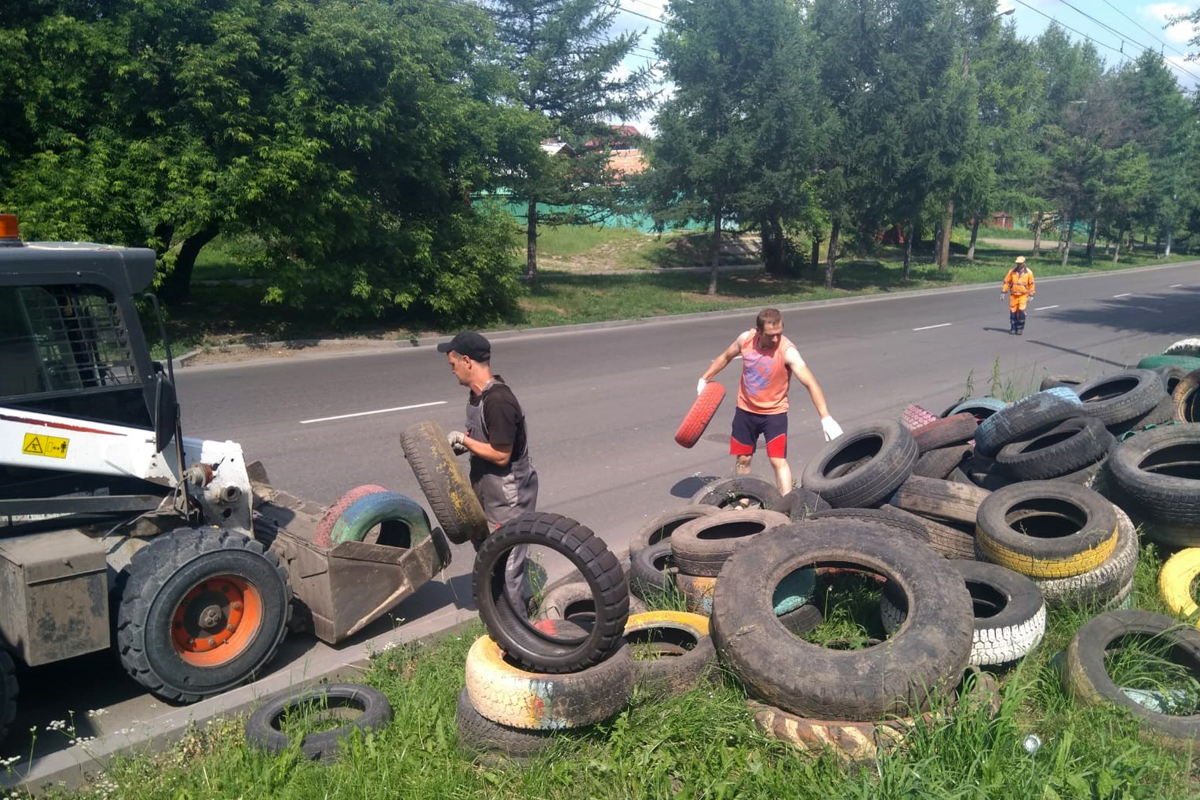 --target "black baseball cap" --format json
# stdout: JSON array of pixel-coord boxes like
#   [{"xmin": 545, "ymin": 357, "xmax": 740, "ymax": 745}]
[{"xmin": 437, "ymin": 331, "xmax": 491, "ymax": 361}]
